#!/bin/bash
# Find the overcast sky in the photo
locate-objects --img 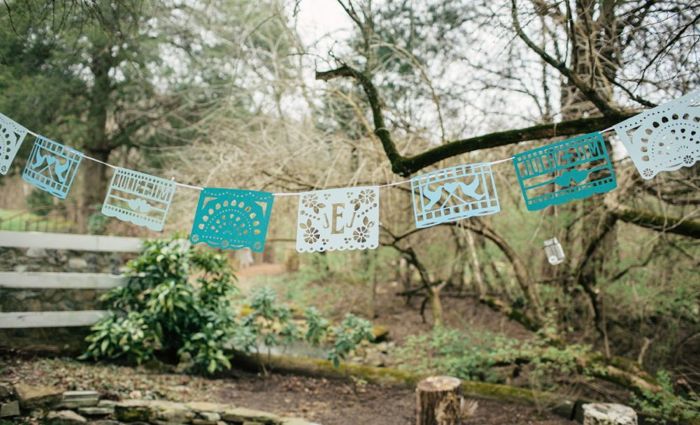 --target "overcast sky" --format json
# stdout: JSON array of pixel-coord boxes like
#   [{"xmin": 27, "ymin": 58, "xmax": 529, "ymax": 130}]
[{"xmin": 295, "ymin": 0, "xmax": 352, "ymax": 54}]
